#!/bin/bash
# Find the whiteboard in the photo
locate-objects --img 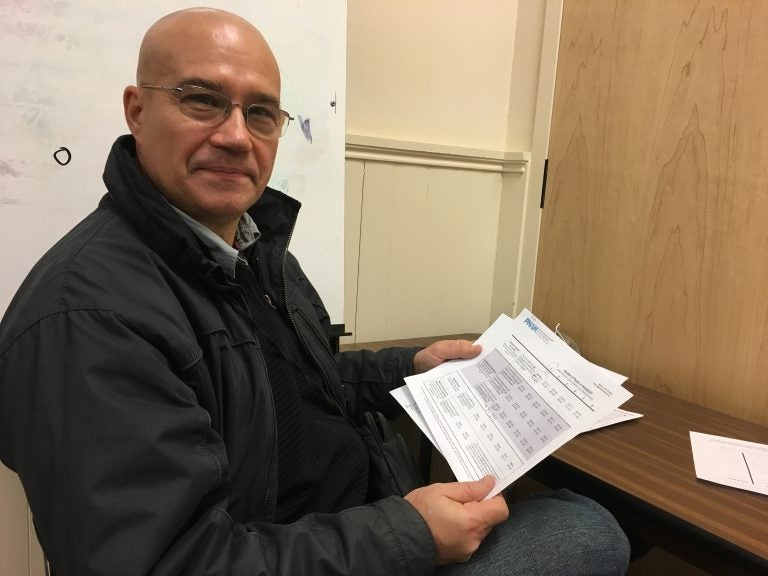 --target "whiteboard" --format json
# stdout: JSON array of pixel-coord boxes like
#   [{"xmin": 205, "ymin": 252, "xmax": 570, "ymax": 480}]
[{"xmin": 0, "ymin": 0, "xmax": 346, "ymax": 321}]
